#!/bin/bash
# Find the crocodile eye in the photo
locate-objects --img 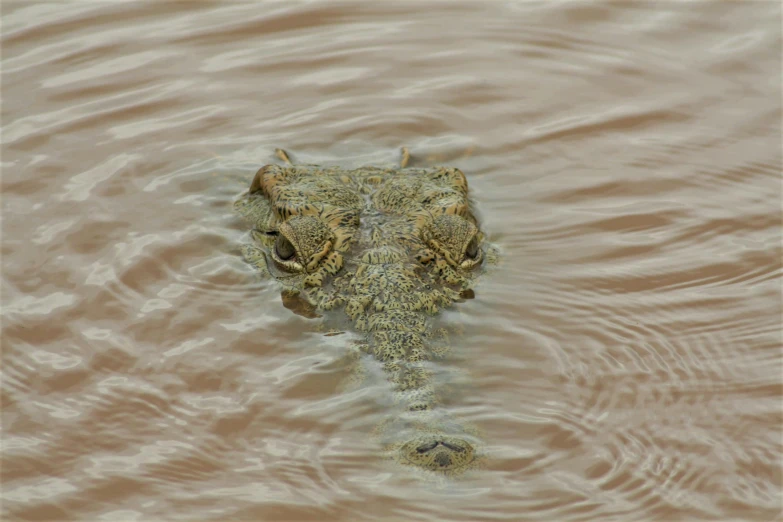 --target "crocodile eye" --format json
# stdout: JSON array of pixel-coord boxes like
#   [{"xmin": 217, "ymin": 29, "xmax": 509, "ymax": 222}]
[
  {"xmin": 465, "ymin": 236, "xmax": 479, "ymax": 259},
  {"xmin": 275, "ymin": 235, "xmax": 296, "ymax": 260}
]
